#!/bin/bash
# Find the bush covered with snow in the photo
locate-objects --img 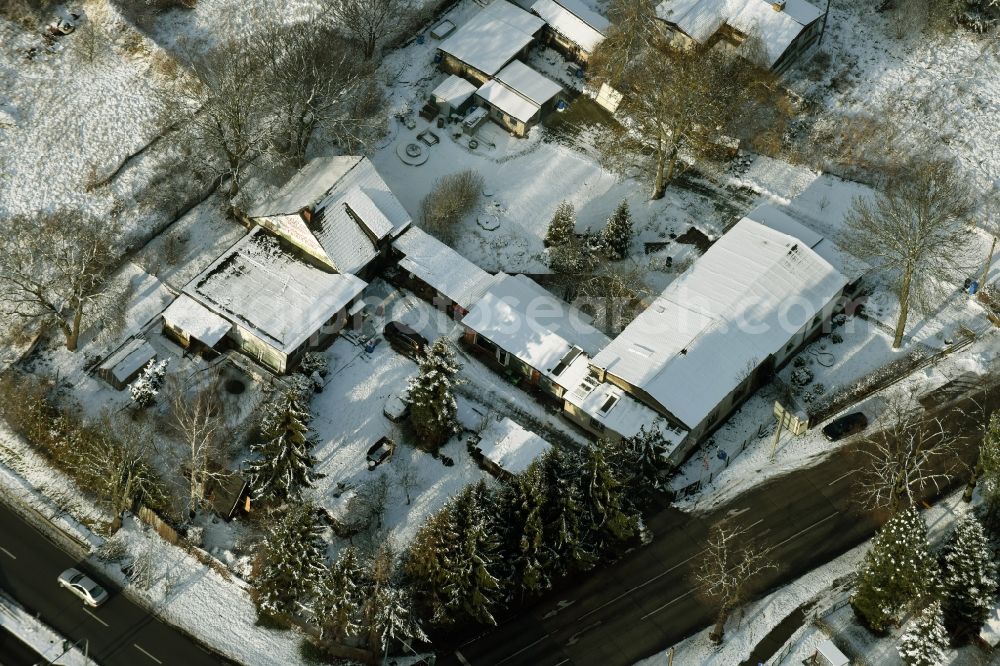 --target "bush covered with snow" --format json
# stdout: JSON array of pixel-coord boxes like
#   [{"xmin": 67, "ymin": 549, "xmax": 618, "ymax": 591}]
[{"xmin": 419, "ymin": 170, "xmax": 483, "ymax": 242}]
